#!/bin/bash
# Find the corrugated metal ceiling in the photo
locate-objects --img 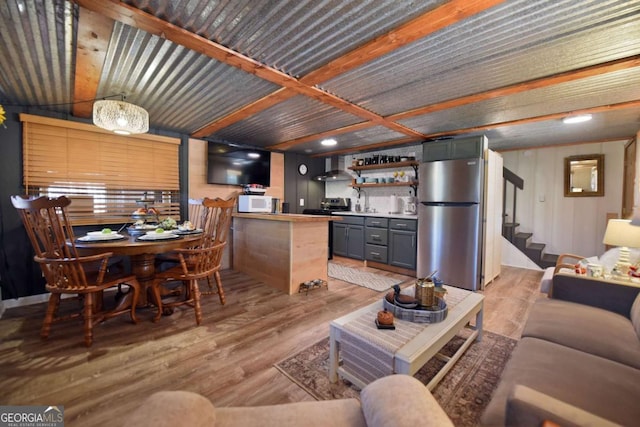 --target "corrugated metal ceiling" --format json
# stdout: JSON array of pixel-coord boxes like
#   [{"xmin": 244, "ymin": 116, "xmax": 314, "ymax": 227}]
[
  {"xmin": 127, "ymin": 0, "xmax": 446, "ymax": 78},
  {"xmin": 0, "ymin": 0, "xmax": 638, "ymax": 155}
]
